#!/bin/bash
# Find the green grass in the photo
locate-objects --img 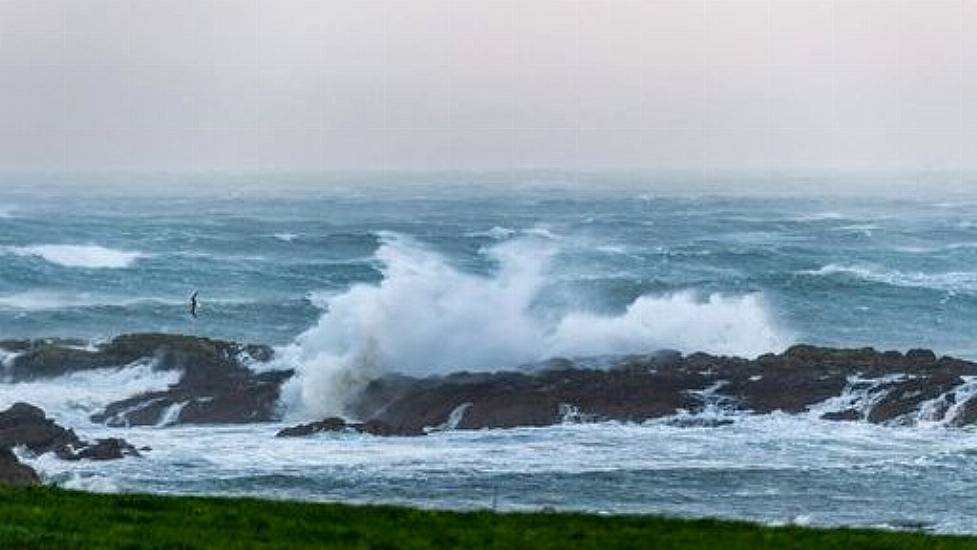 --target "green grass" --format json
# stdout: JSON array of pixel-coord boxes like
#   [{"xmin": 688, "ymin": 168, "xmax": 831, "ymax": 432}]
[{"xmin": 0, "ymin": 487, "xmax": 974, "ymax": 549}]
